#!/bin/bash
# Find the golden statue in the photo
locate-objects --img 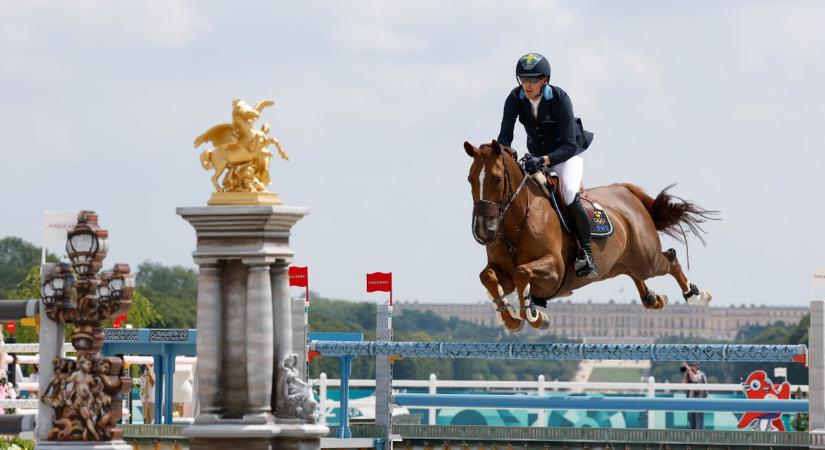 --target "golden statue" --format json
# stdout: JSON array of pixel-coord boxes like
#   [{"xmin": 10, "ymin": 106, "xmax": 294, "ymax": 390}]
[{"xmin": 194, "ymin": 99, "xmax": 289, "ymax": 205}]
